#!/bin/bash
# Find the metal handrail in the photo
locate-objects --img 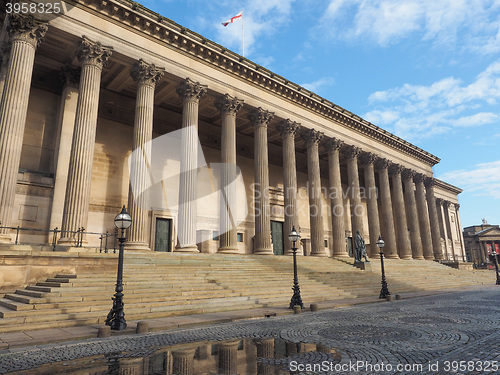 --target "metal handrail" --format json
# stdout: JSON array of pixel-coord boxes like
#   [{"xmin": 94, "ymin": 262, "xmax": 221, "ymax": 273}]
[{"xmin": 0, "ymin": 223, "xmax": 117, "ymax": 251}]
